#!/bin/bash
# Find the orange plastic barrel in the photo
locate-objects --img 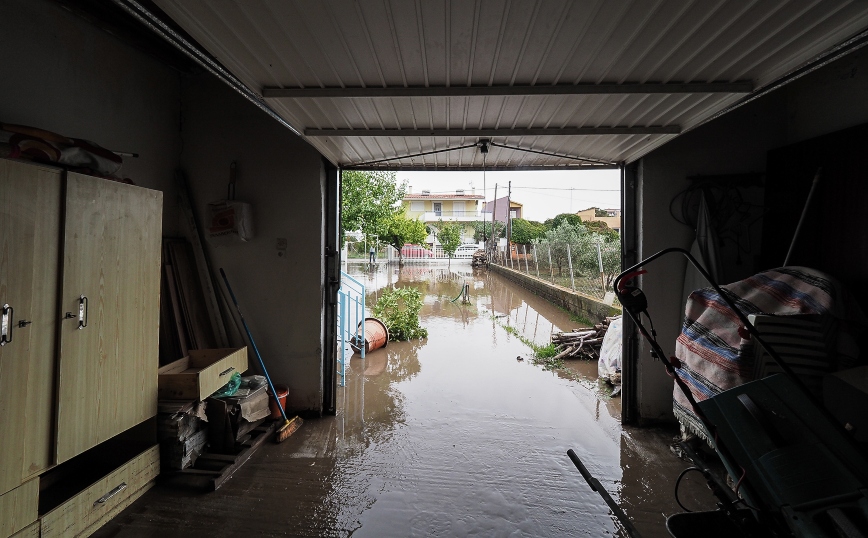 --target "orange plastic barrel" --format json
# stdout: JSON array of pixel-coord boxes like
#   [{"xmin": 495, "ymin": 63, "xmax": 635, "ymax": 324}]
[
  {"xmin": 267, "ymin": 384, "xmax": 289, "ymax": 420},
  {"xmin": 351, "ymin": 317, "xmax": 389, "ymax": 354}
]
